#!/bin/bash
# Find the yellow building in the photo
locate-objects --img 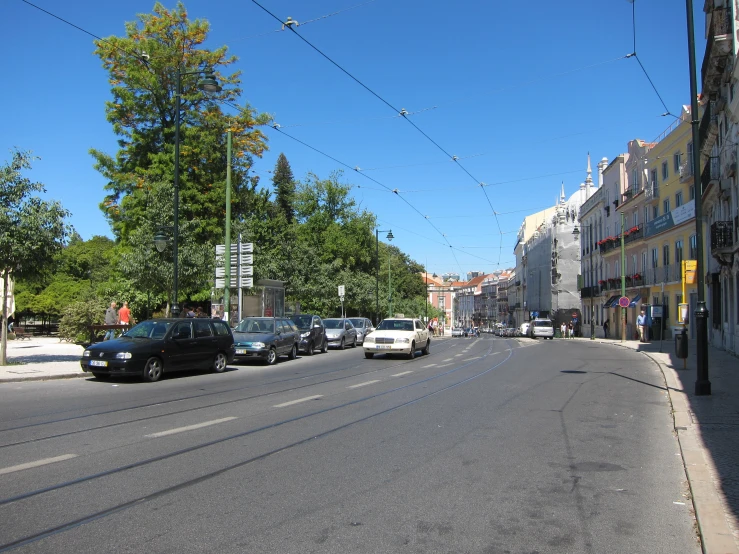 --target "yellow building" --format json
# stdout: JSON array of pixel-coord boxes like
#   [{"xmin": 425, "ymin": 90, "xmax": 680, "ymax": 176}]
[{"xmin": 615, "ymin": 109, "xmax": 697, "ymax": 339}]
